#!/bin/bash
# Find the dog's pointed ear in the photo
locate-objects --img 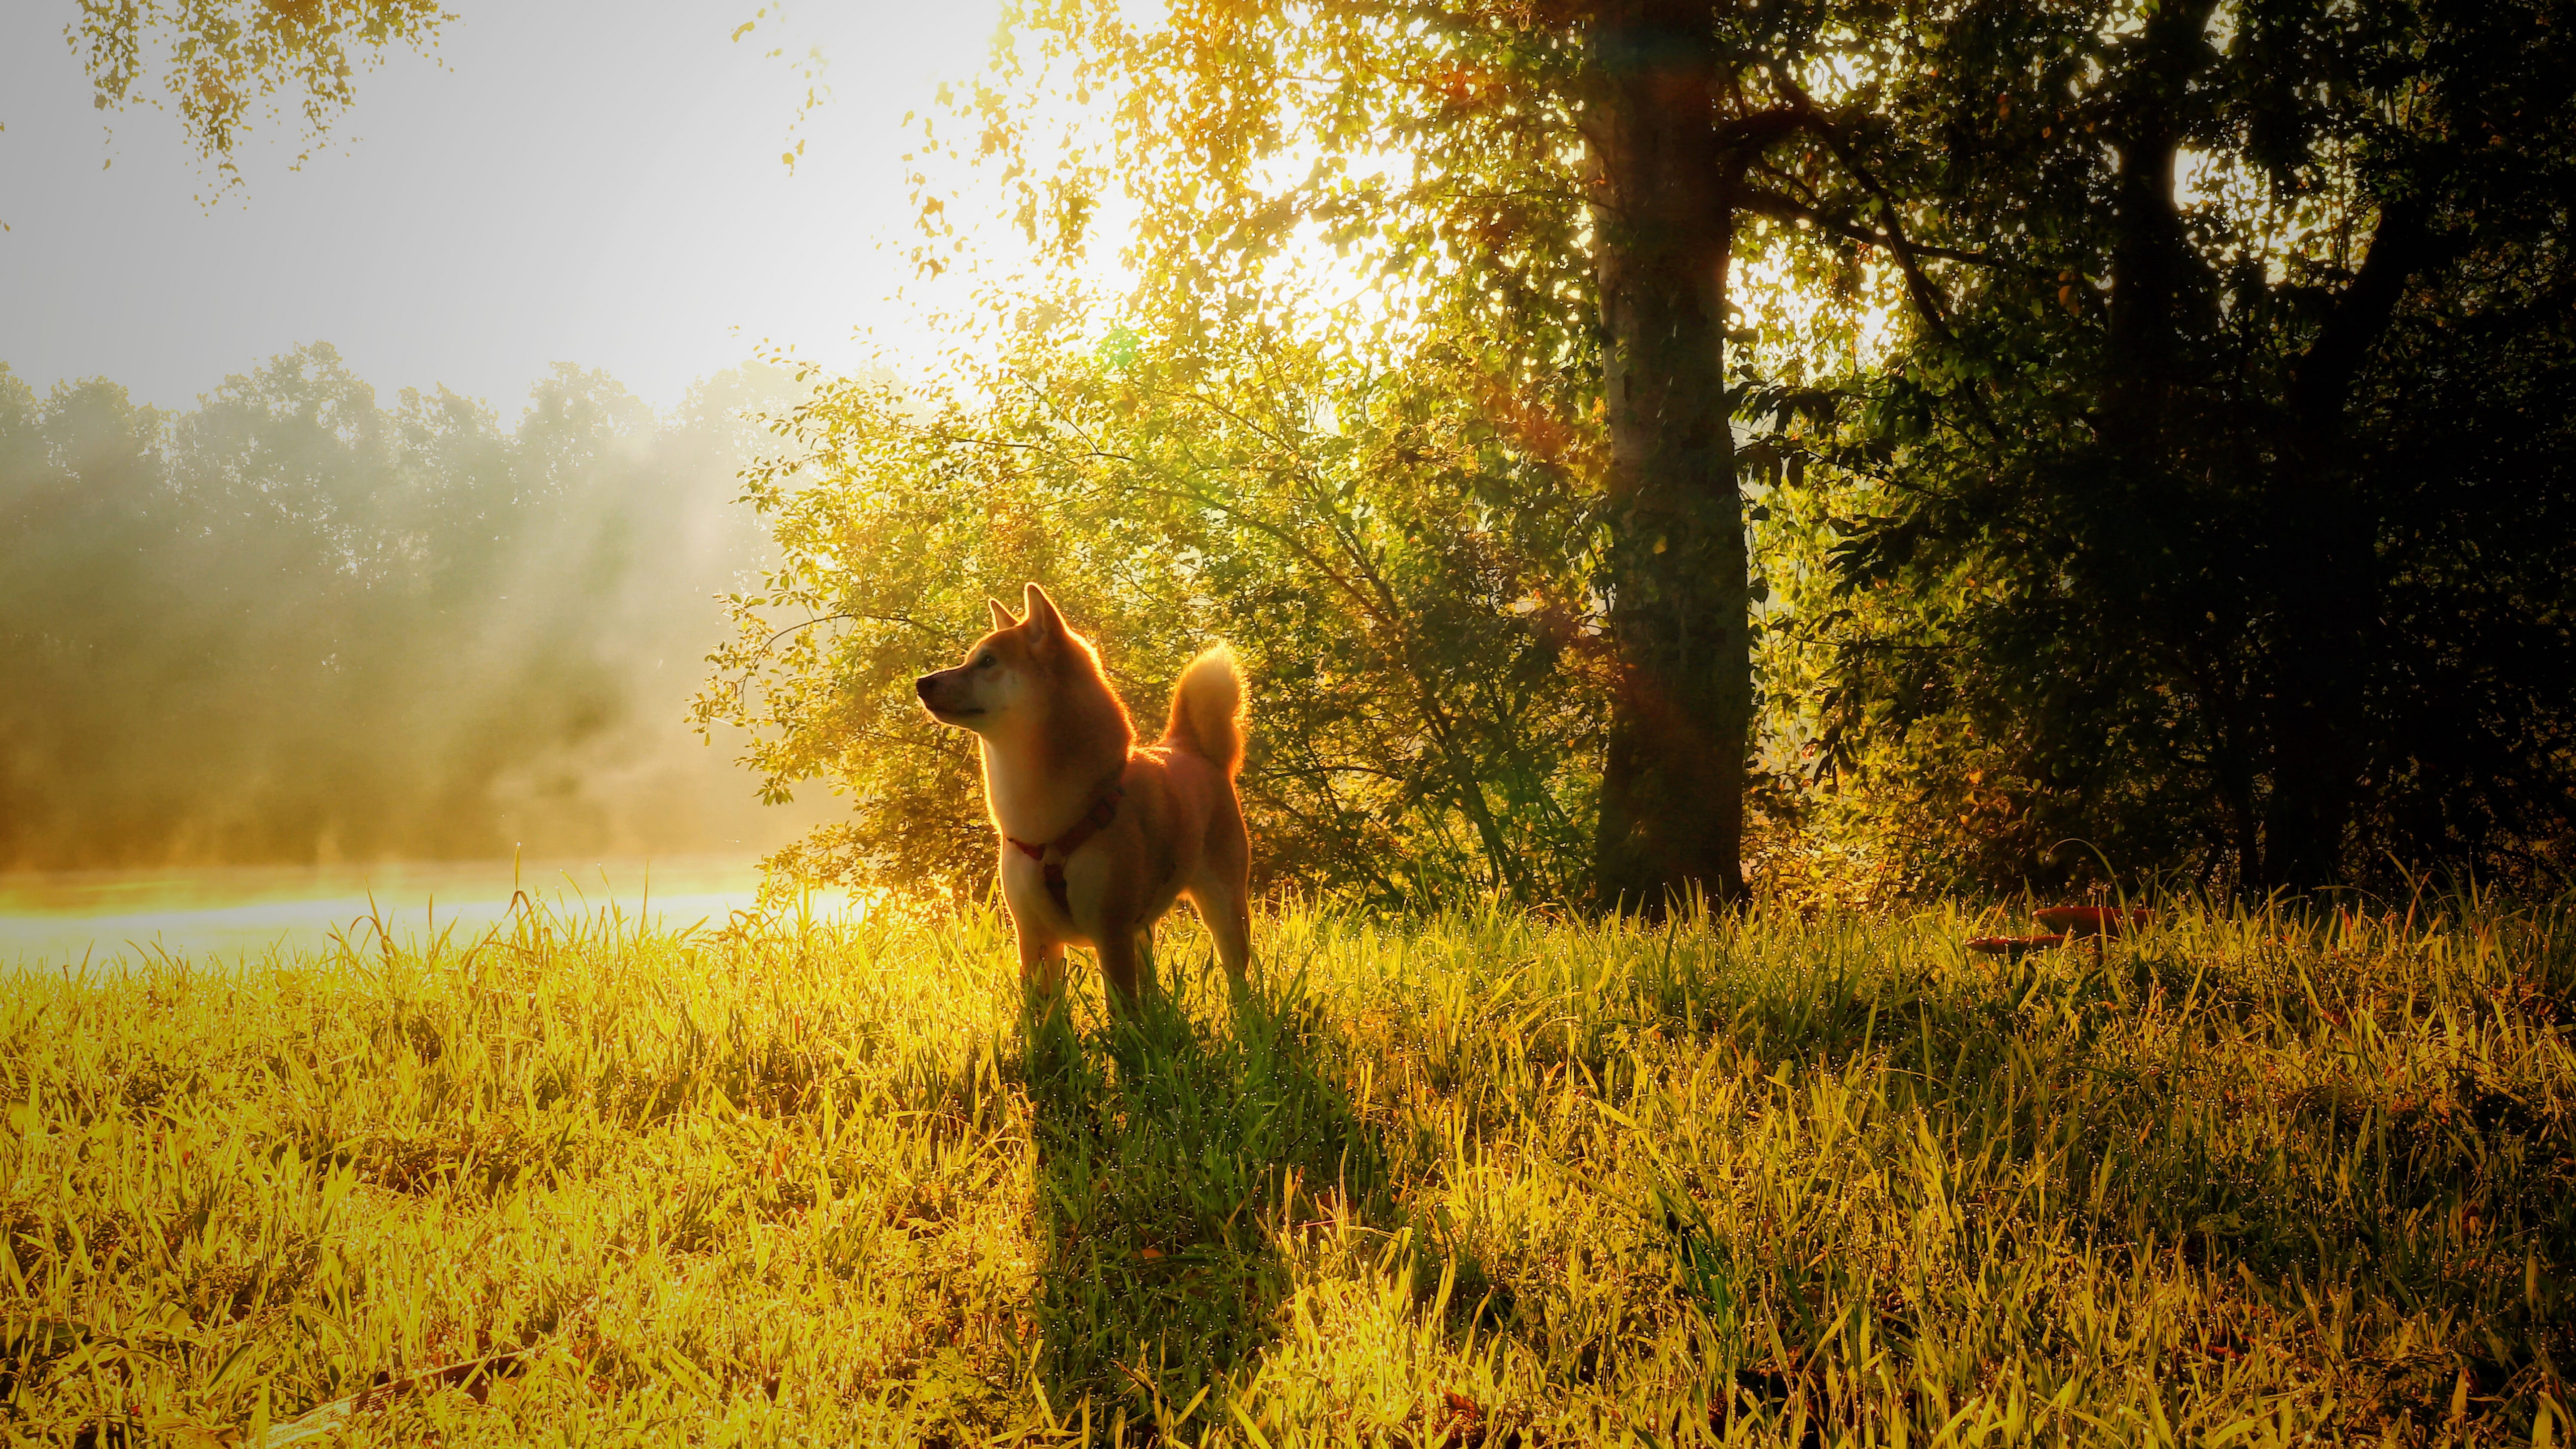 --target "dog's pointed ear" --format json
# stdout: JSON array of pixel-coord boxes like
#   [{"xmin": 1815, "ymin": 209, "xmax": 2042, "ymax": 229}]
[
  {"xmin": 988, "ymin": 597, "xmax": 1018, "ymax": 632},
  {"xmin": 1022, "ymin": 583, "xmax": 1065, "ymax": 642}
]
